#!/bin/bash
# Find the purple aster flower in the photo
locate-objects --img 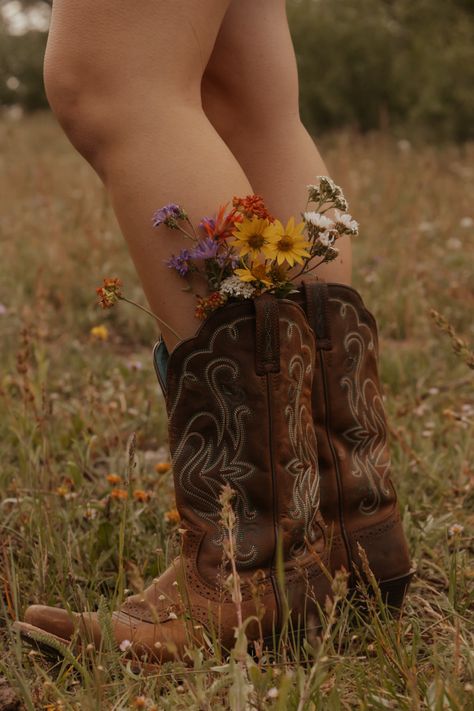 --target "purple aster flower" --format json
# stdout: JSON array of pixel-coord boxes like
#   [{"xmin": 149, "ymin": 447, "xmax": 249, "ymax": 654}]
[
  {"xmin": 165, "ymin": 249, "xmax": 191, "ymax": 277},
  {"xmin": 152, "ymin": 204, "xmax": 187, "ymax": 229},
  {"xmin": 189, "ymin": 237, "xmax": 219, "ymax": 260}
]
